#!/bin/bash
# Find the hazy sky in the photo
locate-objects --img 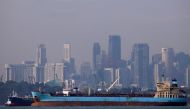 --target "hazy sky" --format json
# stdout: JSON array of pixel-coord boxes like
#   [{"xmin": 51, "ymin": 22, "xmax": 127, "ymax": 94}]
[{"xmin": 0, "ymin": 0, "xmax": 190, "ymax": 69}]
